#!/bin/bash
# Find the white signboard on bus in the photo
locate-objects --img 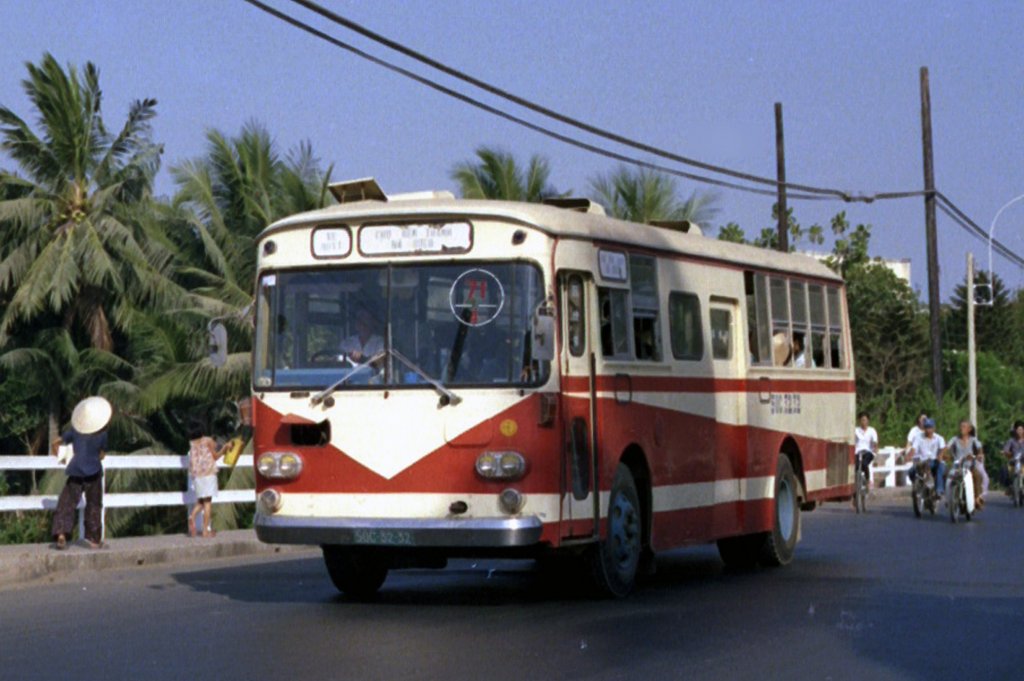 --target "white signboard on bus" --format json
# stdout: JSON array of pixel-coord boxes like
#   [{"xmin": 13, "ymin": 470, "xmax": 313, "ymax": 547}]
[{"xmin": 360, "ymin": 222, "xmax": 472, "ymax": 256}]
